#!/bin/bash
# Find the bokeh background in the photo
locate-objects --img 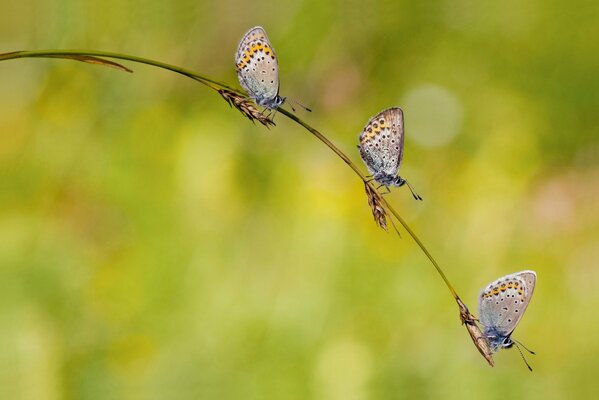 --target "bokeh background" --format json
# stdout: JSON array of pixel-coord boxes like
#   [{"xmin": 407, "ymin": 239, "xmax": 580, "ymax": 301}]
[{"xmin": 1, "ymin": 1, "xmax": 598, "ymax": 399}]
